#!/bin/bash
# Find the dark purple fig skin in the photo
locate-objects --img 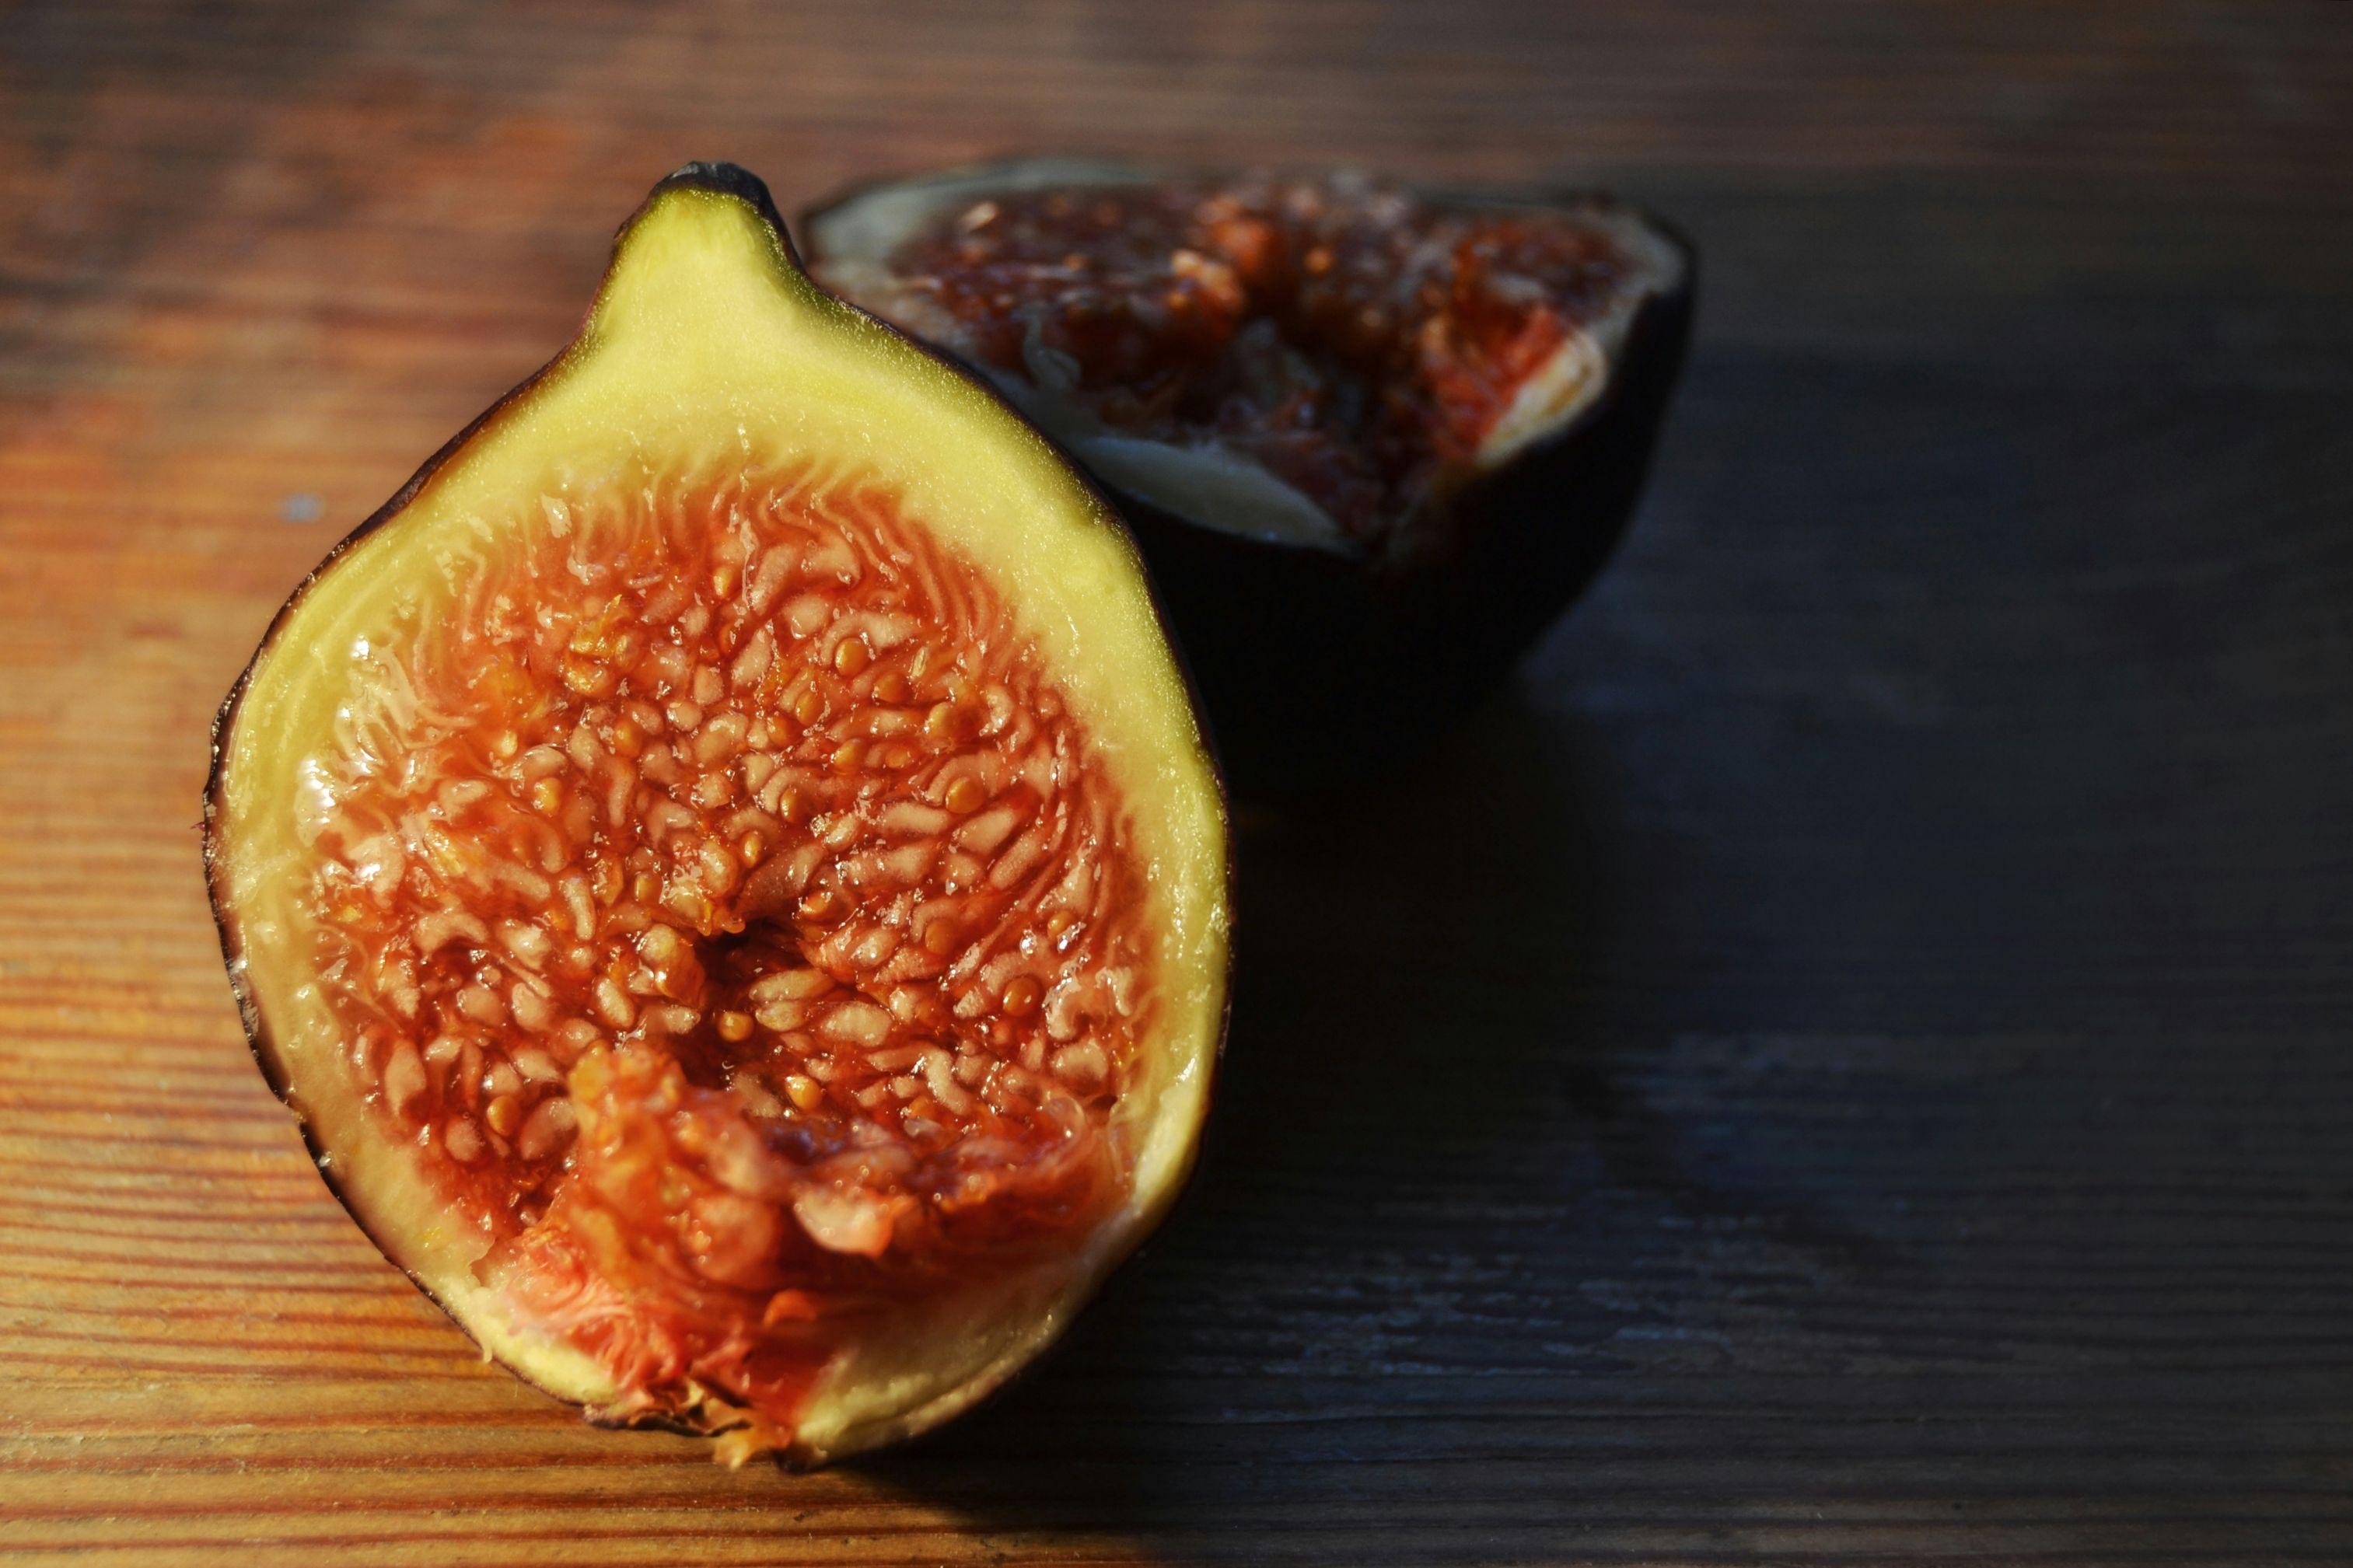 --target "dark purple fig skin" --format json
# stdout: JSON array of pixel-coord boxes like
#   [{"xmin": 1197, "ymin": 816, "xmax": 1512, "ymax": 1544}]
[{"xmin": 799, "ymin": 170, "xmax": 1695, "ymax": 795}]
